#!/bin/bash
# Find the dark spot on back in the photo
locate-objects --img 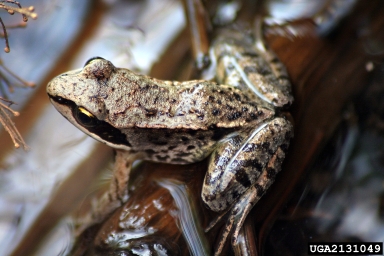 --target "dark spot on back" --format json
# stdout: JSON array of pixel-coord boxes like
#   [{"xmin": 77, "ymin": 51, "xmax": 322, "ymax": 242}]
[
  {"xmin": 176, "ymin": 152, "xmax": 191, "ymax": 157},
  {"xmin": 187, "ymin": 145, "xmax": 195, "ymax": 150},
  {"xmin": 227, "ymin": 112, "xmax": 242, "ymax": 120},
  {"xmin": 168, "ymin": 145, "xmax": 177, "ymax": 150},
  {"xmin": 255, "ymin": 184, "xmax": 265, "ymax": 196},
  {"xmin": 231, "ymin": 135, "xmax": 243, "ymax": 146},
  {"xmin": 235, "ymin": 168, "xmax": 252, "ymax": 188},
  {"xmin": 258, "ymin": 66, "xmax": 272, "ymax": 76},
  {"xmin": 267, "ymin": 167, "xmax": 277, "ymax": 179},
  {"xmin": 243, "ymin": 66, "xmax": 257, "ymax": 74},
  {"xmin": 213, "ymin": 151, "xmax": 221, "ymax": 165},
  {"xmin": 249, "ymin": 112, "xmax": 258, "ymax": 120},
  {"xmin": 140, "ymin": 84, "xmax": 150, "ymax": 91},
  {"xmin": 226, "ymin": 104, "xmax": 234, "ymax": 111},
  {"xmin": 196, "ymin": 111, "xmax": 205, "ymax": 120},
  {"xmin": 231, "ymin": 190, "xmax": 240, "ymax": 201},
  {"xmin": 181, "ymin": 136, "xmax": 189, "ymax": 142},
  {"xmin": 241, "ymin": 159, "xmax": 263, "ymax": 171},
  {"xmin": 204, "ymin": 172, "xmax": 213, "ymax": 185},
  {"xmin": 262, "ymin": 142, "xmax": 270, "ymax": 150},
  {"xmin": 212, "ymin": 109, "xmax": 220, "ymax": 116}
]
